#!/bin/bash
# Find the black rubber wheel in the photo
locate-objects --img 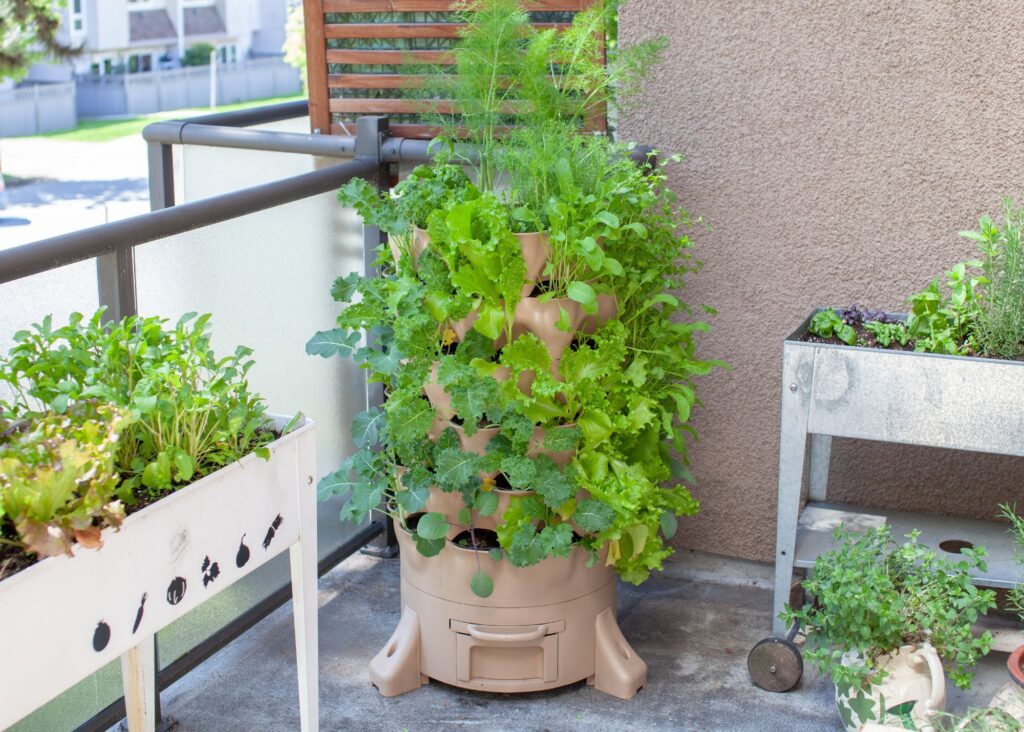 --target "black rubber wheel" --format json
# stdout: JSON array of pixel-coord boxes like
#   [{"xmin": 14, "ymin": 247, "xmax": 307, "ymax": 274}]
[{"xmin": 746, "ymin": 637, "xmax": 803, "ymax": 692}]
